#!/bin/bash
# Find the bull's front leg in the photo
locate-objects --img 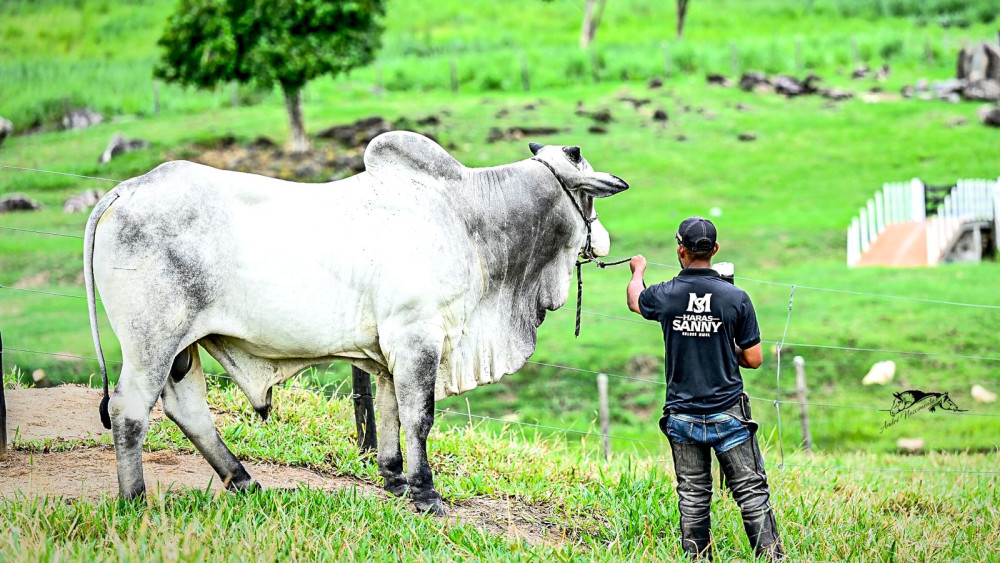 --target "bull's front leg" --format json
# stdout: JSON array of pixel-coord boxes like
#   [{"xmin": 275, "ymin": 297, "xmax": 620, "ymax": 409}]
[
  {"xmin": 375, "ymin": 374, "xmax": 407, "ymax": 496},
  {"xmin": 390, "ymin": 334, "xmax": 445, "ymax": 516}
]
